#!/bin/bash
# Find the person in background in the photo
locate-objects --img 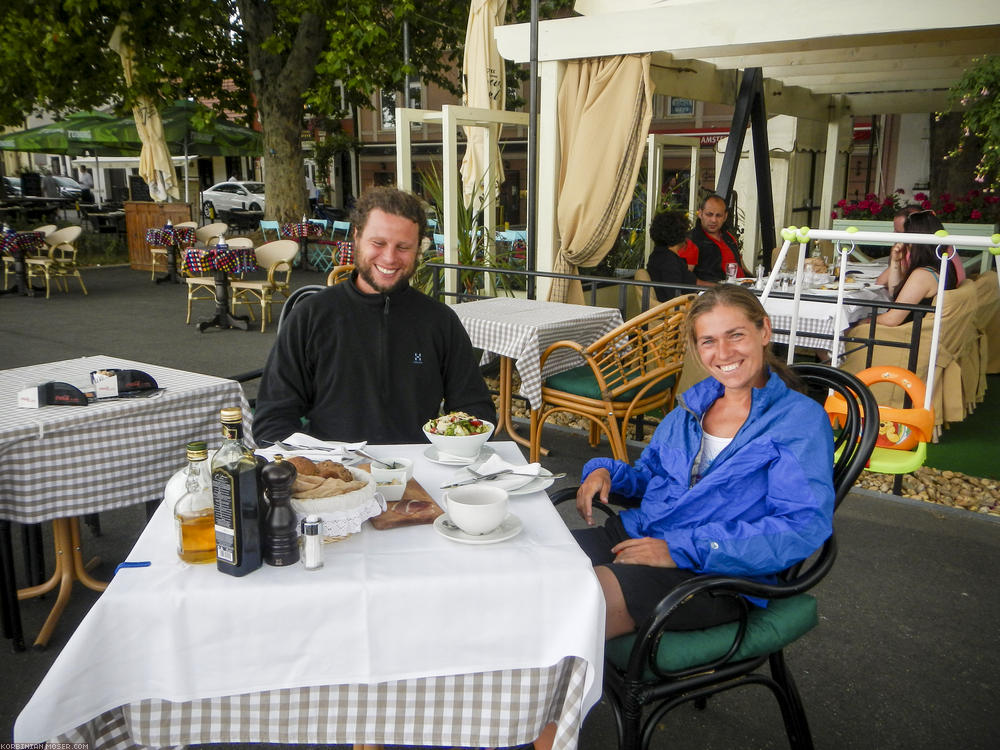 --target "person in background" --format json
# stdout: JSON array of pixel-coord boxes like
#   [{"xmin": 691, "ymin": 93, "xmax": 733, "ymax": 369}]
[
  {"xmin": 645, "ymin": 210, "xmax": 706, "ymax": 302},
  {"xmin": 689, "ymin": 194, "xmax": 747, "ymax": 283},
  {"xmin": 41, "ymin": 169, "xmax": 60, "ymax": 198},
  {"xmin": 305, "ymin": 173, "xmax": 319, "ymax": 215},
  {"xmin": 572, "ymin": 284, "xmax": 834, "ymax": 639},
  {"xmin": 78, "ymin": 166, "xmax": 94, "ymax": 203},
  {"xmin": 877, "ymin": 205, "xmax": 964, "ymax": 288},
  {"xmin": 868, "ymin": 209, "xmax": 959, "ymax": 327},
  {"xmin": 253, "ymin": 186, "xmax": 495, "ymax": 445}
]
